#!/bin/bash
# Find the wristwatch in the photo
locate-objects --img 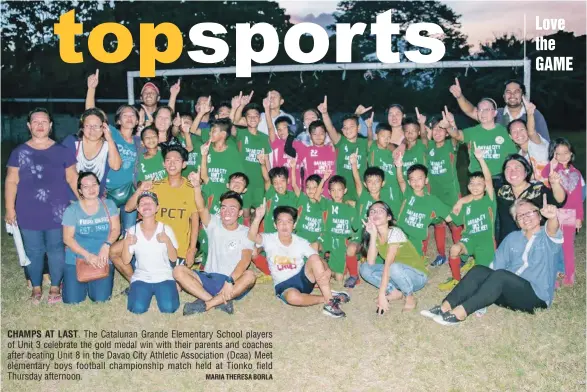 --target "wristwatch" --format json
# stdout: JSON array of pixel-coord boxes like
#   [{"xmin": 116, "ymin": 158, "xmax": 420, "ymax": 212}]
[
  {"xmin": 226, "ymin": 277, "xmax": 235, "ymax": 285},
  {"xmin": 104, "ymin": 241, "xmax": 112, "ymax": 247}
]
